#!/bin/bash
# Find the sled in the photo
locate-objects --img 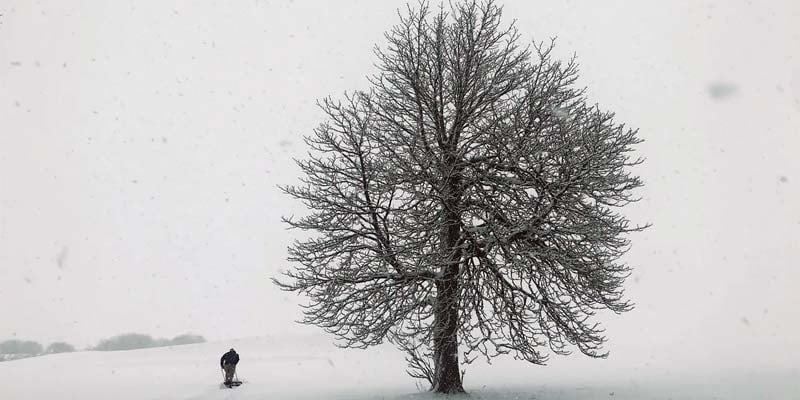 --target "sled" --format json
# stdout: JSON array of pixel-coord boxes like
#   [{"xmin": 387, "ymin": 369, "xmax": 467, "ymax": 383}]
[{"xmin": 221, "ymin": 380, "xmax": 242, "ymax": 389}]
